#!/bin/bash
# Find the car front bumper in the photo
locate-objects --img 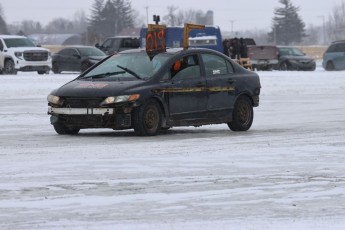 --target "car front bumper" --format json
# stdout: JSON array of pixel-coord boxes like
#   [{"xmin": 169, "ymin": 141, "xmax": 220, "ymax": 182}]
[{"xmin": 48, "ymin": 107, "xmax": 132, "ymax": 129}]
